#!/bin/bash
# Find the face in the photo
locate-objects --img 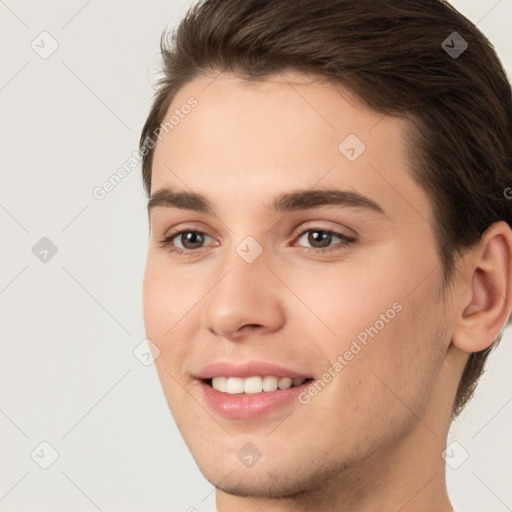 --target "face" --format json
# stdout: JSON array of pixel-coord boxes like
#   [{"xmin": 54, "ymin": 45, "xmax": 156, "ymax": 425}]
[{"xmin": 143, "ymin": 71, "xmax": 452, "ymax": 498}]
